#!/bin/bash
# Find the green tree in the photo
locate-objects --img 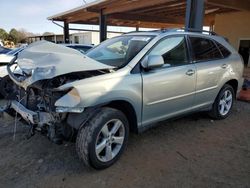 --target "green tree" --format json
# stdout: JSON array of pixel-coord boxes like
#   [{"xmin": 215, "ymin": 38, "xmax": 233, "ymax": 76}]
[
  {"xmin": 0, "ymin": 28, "xmax": 8, "ymax": 41},
  {"xmin": 18, "ymin": 29, "xmax": 30, "ymax": 43},
  {"xmin": 9, "ymin": 28, "xmax": 19, "ymax": 44}
]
